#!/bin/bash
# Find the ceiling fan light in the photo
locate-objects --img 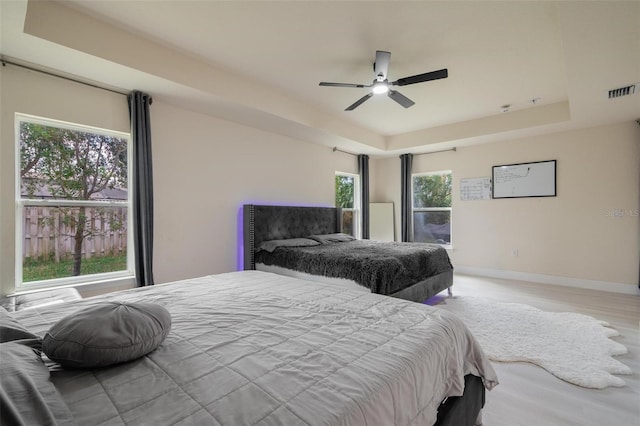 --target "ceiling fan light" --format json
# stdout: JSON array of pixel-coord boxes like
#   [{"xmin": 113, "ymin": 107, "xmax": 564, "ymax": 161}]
[{"xmin": 372, "ymin": 83, "xmax": 389, "ymax": 94}]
